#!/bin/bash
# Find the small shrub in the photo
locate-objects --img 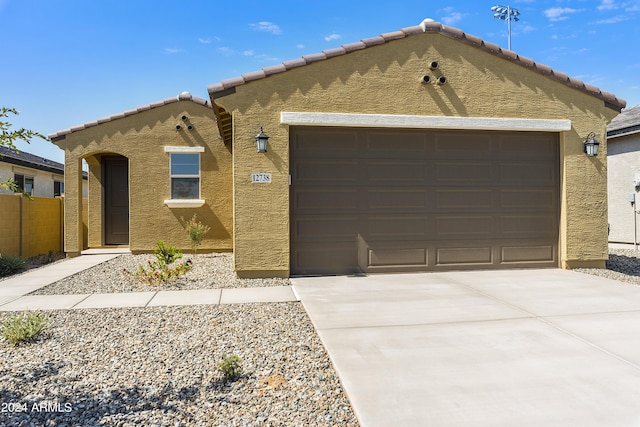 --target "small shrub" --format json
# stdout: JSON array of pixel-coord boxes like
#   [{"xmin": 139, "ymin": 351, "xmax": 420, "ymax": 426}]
[
  {"xmin": 0, "ymin": 253, "xmax": 26, "ymax": 278},
  {"xmin": 182, "ymin": 214, "xmax": 211, "ymax": 256},
  {"xmin": 1, "ymin": 312, "xmax": 48, "ymax": 346},
  {"xmin": 45, "ymin": 250, "xmax": 55, "ymax": 264},
  {"xmin": 124, "ymin": 241, "xmax": 192, "ymax": 285},
  {"xmin": 154, "ymin": 240, "xmax": 182, "ymax": 265},
  {"xmin": 217, "ymin": 354, "xmax": 242, "ymax": 380}
]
